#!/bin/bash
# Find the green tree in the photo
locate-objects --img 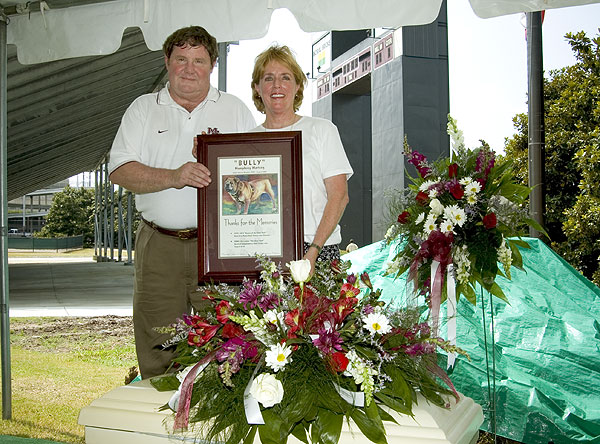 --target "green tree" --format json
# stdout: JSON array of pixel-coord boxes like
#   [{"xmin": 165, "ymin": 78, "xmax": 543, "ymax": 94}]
[
  {"xmin": 504, "ymin": 30, "xmax": 600, "ymax": 286},
  {"xmin": 38, "ymin": 186, "xmax": 95, "ymax": 247}
]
